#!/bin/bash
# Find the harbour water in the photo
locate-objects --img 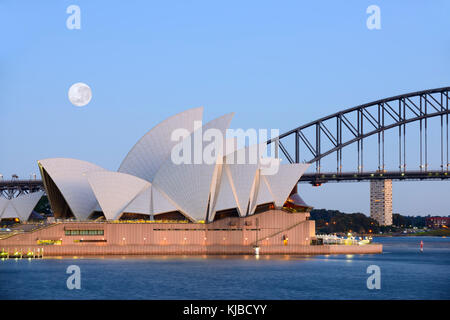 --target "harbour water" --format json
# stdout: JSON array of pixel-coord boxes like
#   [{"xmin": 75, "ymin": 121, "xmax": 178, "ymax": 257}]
[{"xmin": 0, "ymin": 236, "xmax": 449, "ymax": 300}]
